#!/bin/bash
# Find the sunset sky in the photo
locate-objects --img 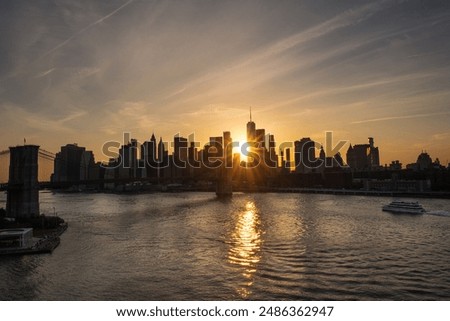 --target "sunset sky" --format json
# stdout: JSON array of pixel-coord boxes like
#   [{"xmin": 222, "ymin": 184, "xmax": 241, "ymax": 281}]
[{"xmin": 1, "ymin": 0, "xmax": 450, "ymax": 165}]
